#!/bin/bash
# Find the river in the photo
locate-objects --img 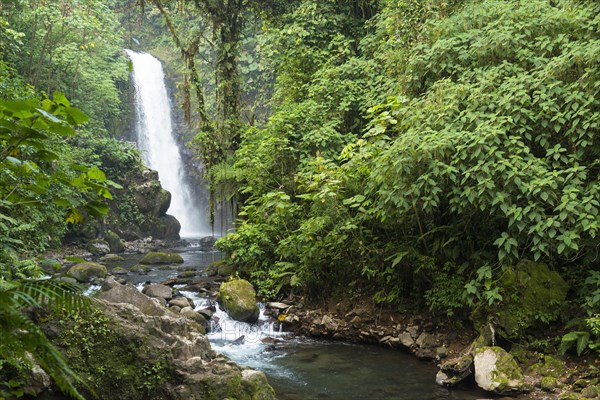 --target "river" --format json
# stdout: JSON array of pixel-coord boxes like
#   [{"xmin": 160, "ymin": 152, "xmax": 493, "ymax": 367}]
[{"xmin": 106, "ymin": 240, "xmax": 493, "ymax": 400}]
